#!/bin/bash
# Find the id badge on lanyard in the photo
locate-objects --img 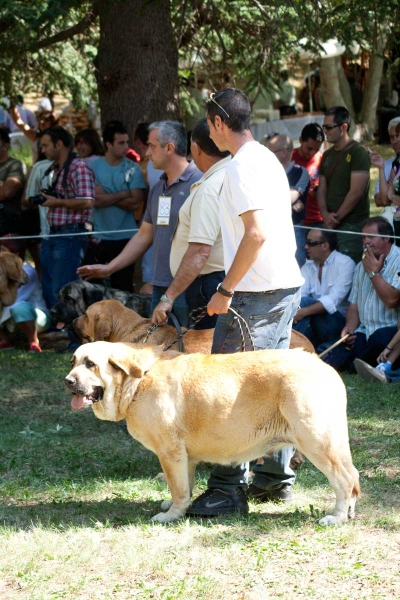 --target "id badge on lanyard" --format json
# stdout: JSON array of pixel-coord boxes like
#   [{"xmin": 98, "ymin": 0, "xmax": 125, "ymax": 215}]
[{"xmin": 157, "ymin": 196, "xmax": 172, "ymax": 226}]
